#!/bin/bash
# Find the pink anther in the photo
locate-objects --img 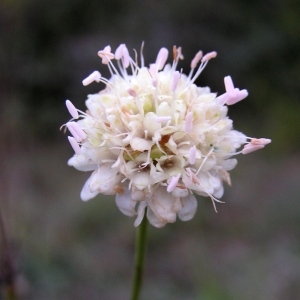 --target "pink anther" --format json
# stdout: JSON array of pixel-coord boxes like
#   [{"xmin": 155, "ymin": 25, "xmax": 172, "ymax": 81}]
[
  {"xmin": 66, "ymin": 100, "xmax": 79, "ymax": 119},
  {"xmin": 68, "ymin": 136, "xmax": 81, "ymax": 154},
  {"xmin": 82, "ymin": 71, "xmax": 101, "ymax": 86},
  {"xmin": 201, "ymin": 51, "xmax": 217, "ymax": 62},
  {"xmin": 155, "ymin": 47, "xmax": 169, "ymax": 70}
]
